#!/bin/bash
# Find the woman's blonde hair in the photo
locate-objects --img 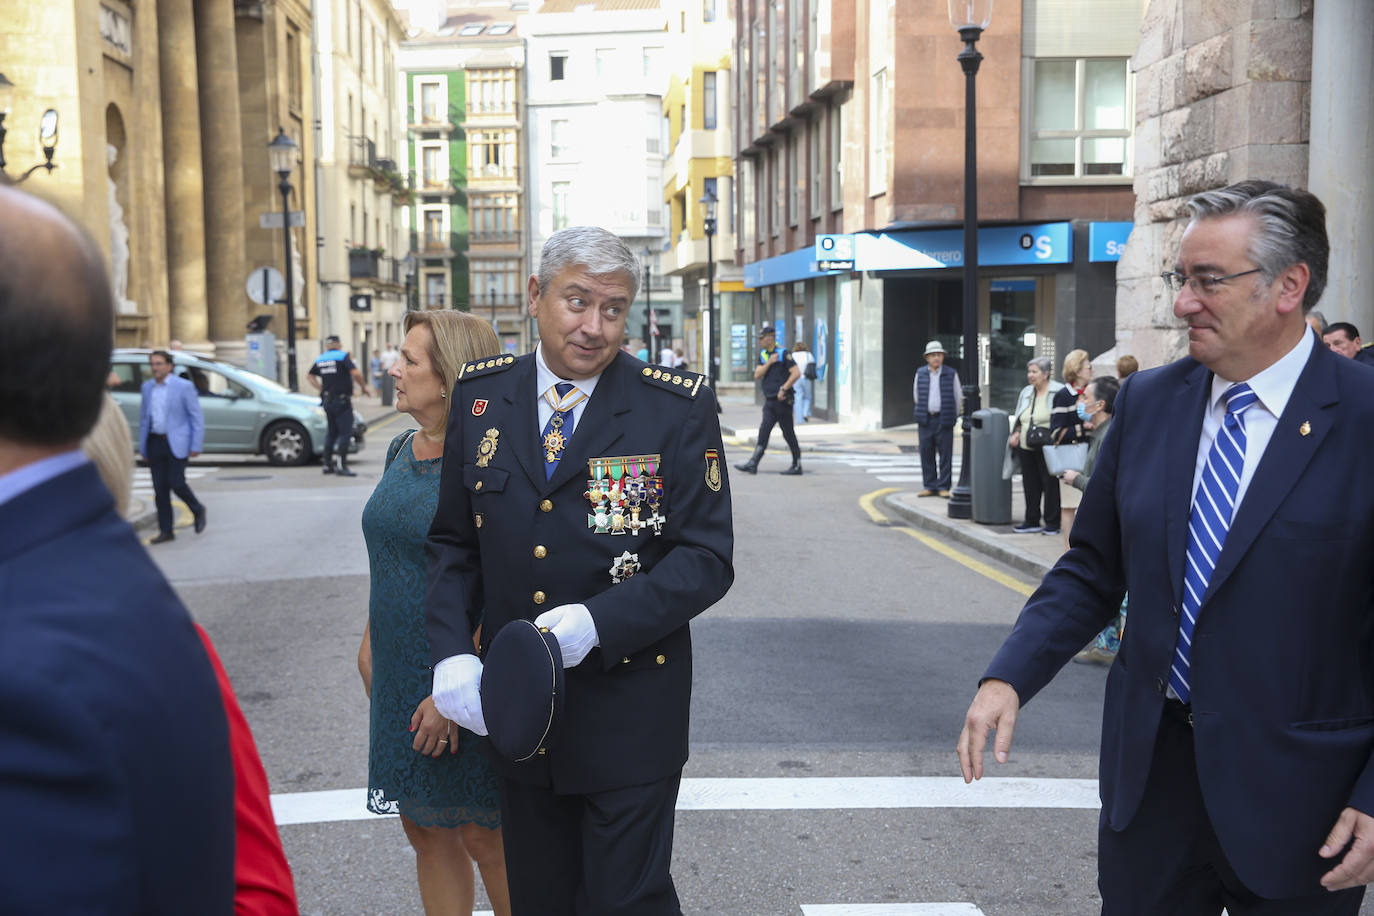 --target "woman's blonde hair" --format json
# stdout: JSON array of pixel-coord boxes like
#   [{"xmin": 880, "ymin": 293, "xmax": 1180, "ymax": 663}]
[
  {"xmin": 82, "ymin": 392, "xmax": 134, "ymax": 516},
  {"xmin": 404, "ymin": 310, "xmax": 502, "ymax": 441},
  {"xmin": 1061, "ymin": 348, "xmax": 1091, "ymax": 385},
  {"xmin": 792, "ymin": 340, "xmax": 809, "ymax": 353}
]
